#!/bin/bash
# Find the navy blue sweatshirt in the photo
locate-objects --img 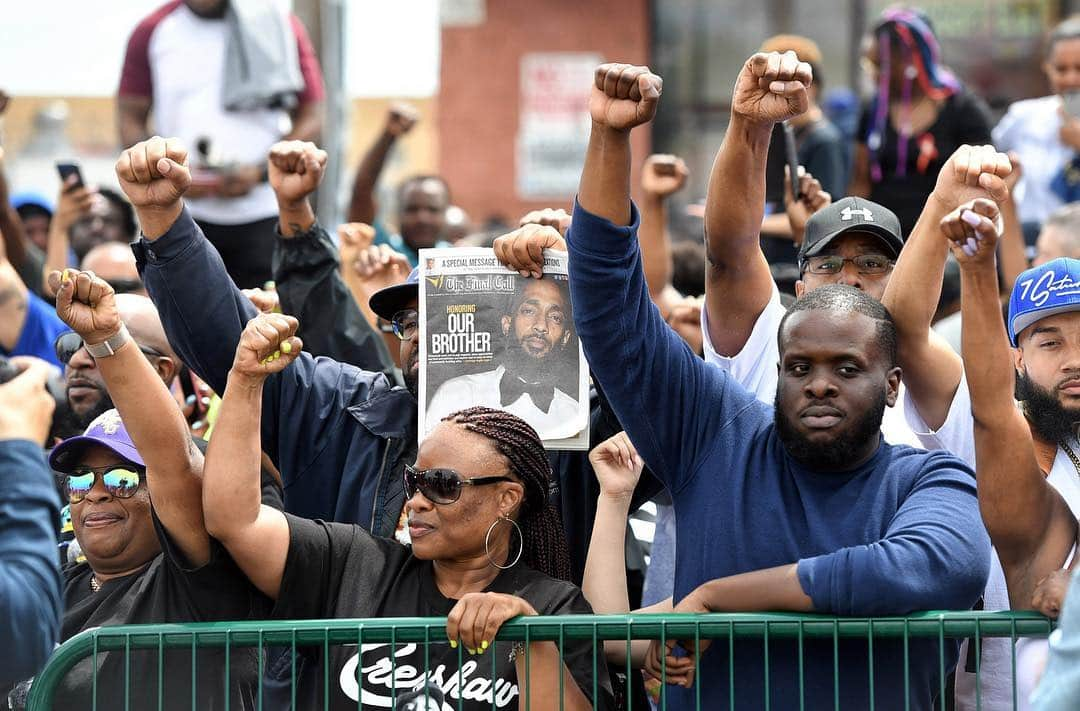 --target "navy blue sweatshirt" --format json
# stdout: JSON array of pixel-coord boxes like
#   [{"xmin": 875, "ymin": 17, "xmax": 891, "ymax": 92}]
[
  {"xmin": 566, "ymin": 202, "xmax": 991, "ymax": 709},
  {"xmin": 0, "ymin": 439, "xmax": 62, "ymax": 683}
]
